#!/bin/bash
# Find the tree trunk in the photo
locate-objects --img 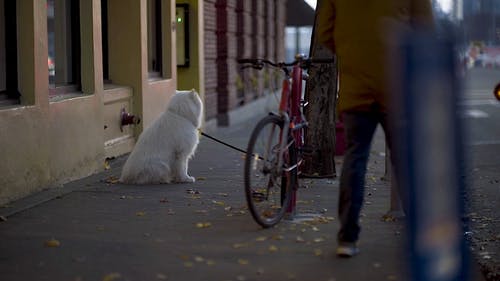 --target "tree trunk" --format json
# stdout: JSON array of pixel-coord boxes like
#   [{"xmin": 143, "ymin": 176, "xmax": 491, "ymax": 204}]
[{"xmin": 302, "ymin": 0, "xmax": 337, "ymax": 178}]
